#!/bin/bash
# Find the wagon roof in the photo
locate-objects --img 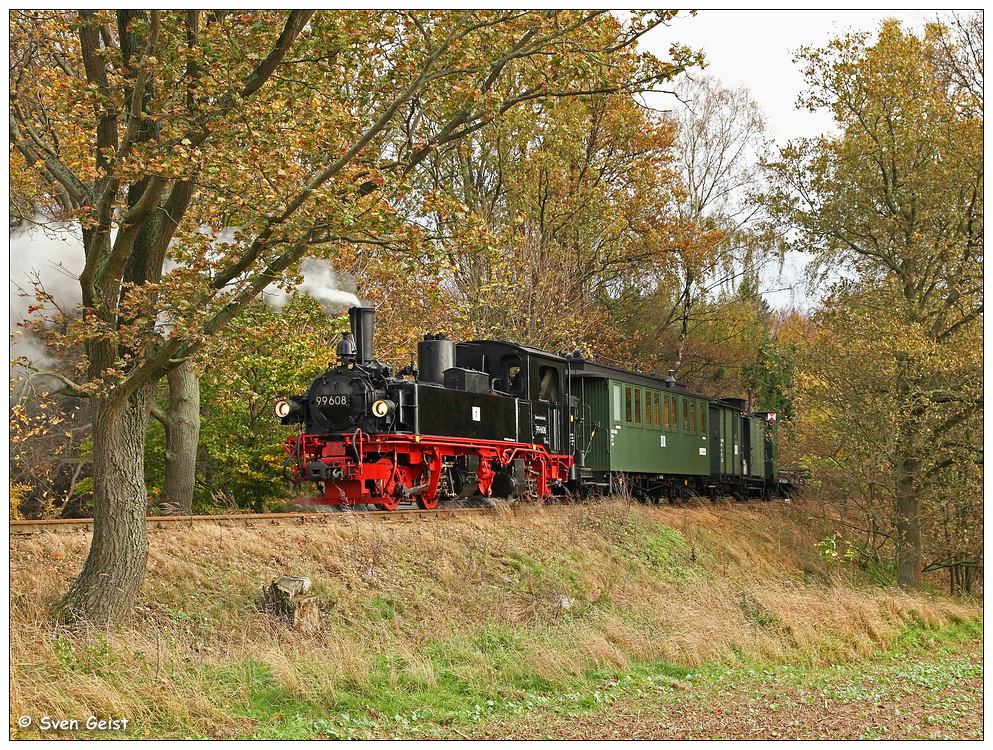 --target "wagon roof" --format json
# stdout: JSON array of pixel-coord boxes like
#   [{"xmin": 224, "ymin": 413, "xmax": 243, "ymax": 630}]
[{"xmin": 567, "ymin": 358, "xmax": 708, "ymax": 397}]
